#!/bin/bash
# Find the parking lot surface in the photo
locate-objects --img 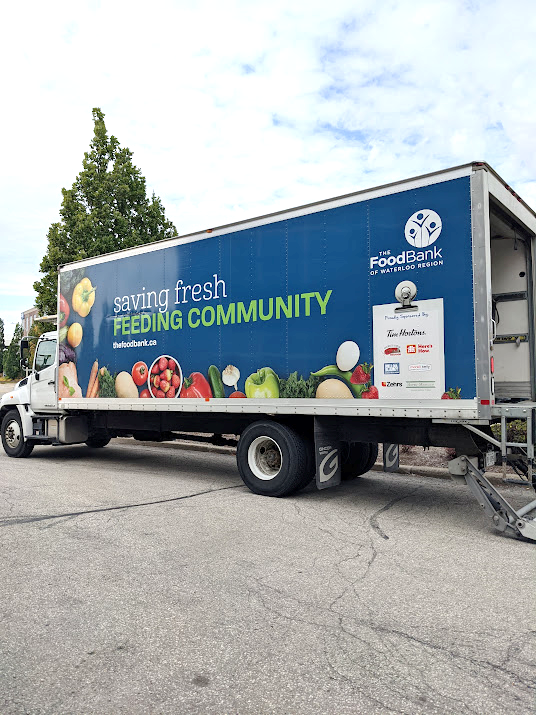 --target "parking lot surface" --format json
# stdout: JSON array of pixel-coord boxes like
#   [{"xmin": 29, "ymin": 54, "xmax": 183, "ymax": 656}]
[{"xmin": 1, "ymin": 439, "xmax": 535, "ymax": 714}]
